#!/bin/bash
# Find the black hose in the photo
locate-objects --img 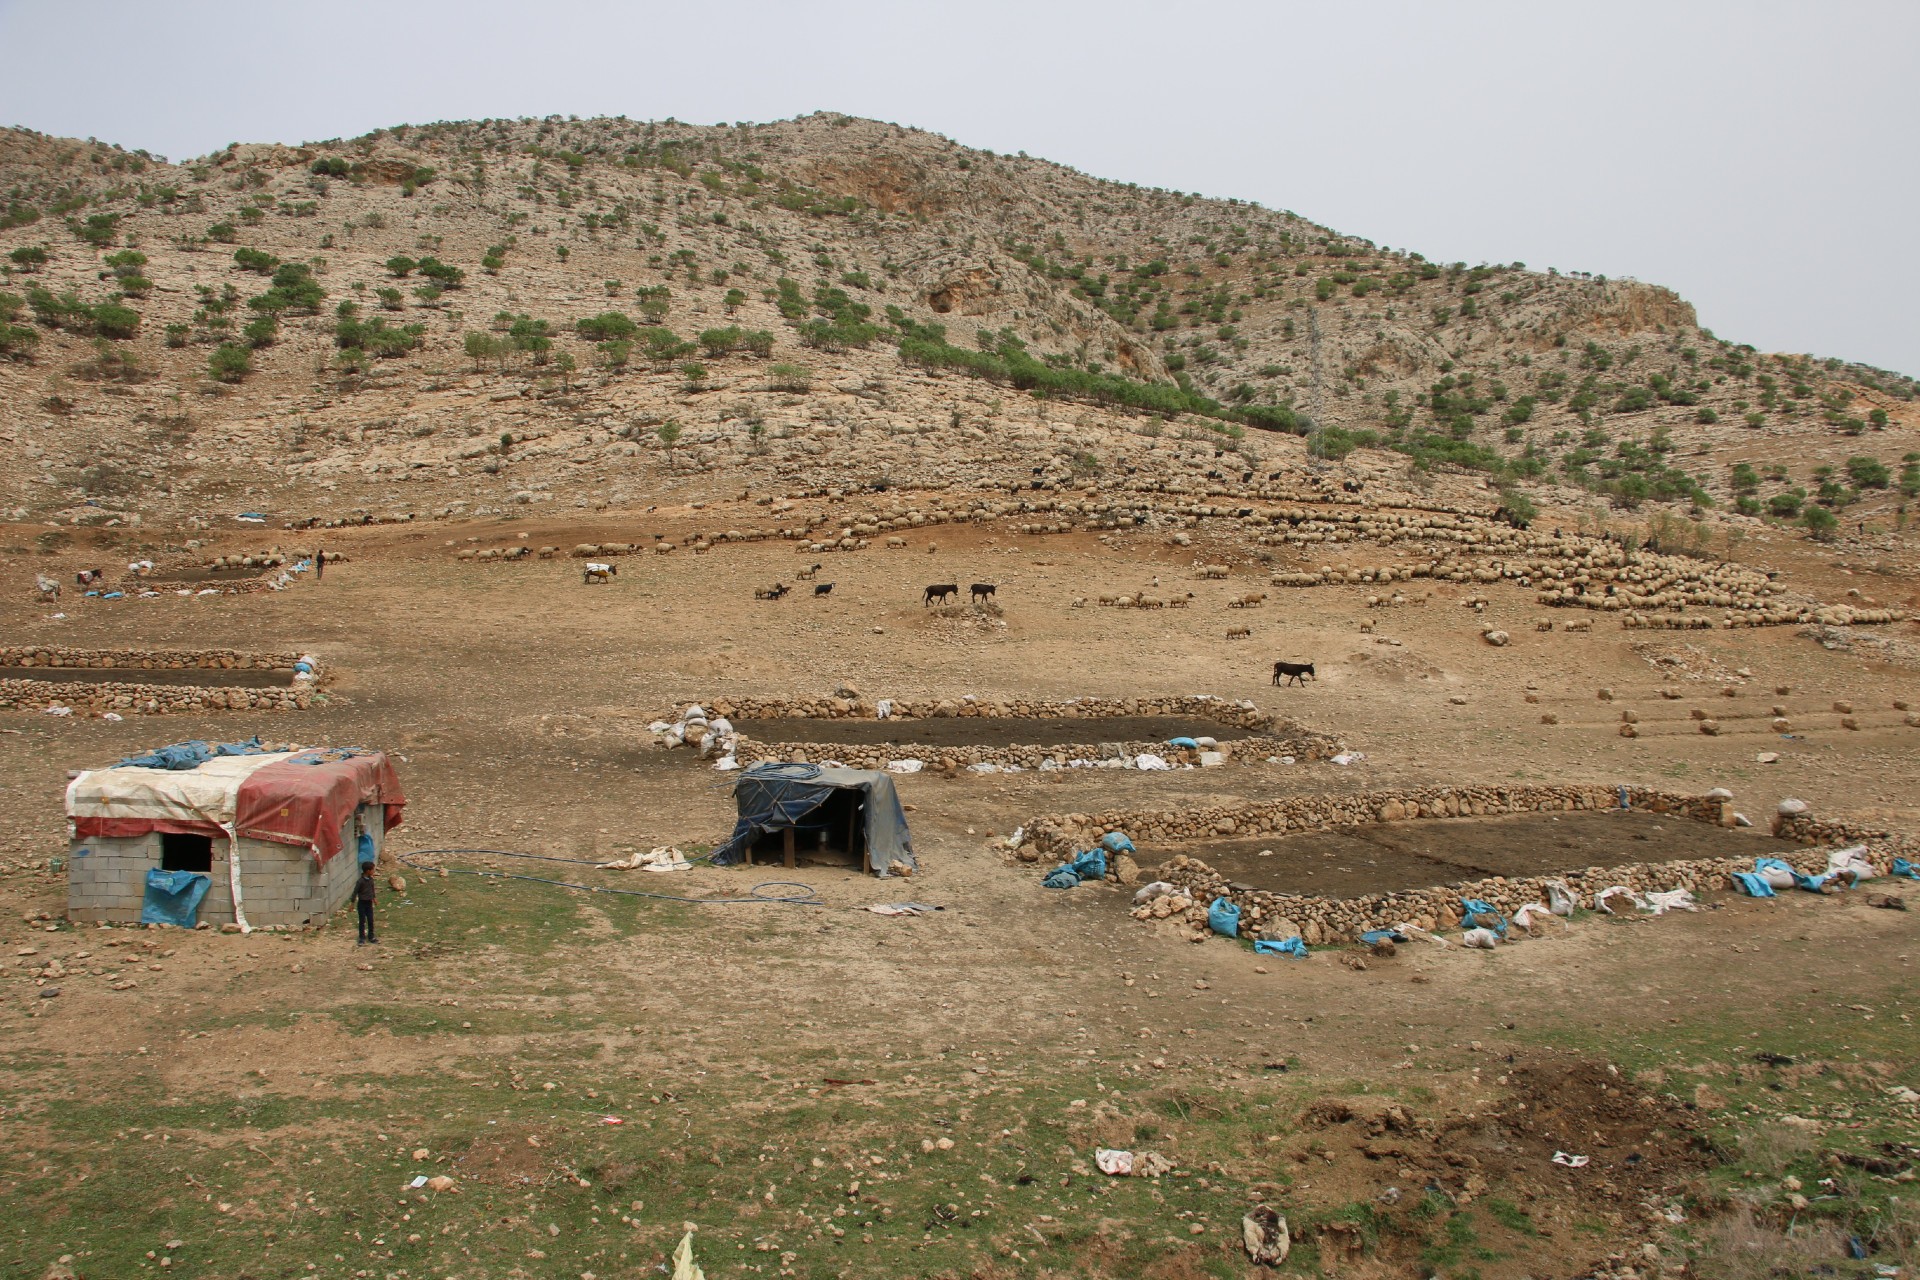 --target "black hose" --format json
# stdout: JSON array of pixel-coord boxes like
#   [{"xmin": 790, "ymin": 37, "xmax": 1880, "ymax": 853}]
[{"xmin": 394, "ymin": 847, "xmax": 824, "ymax": 907}]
